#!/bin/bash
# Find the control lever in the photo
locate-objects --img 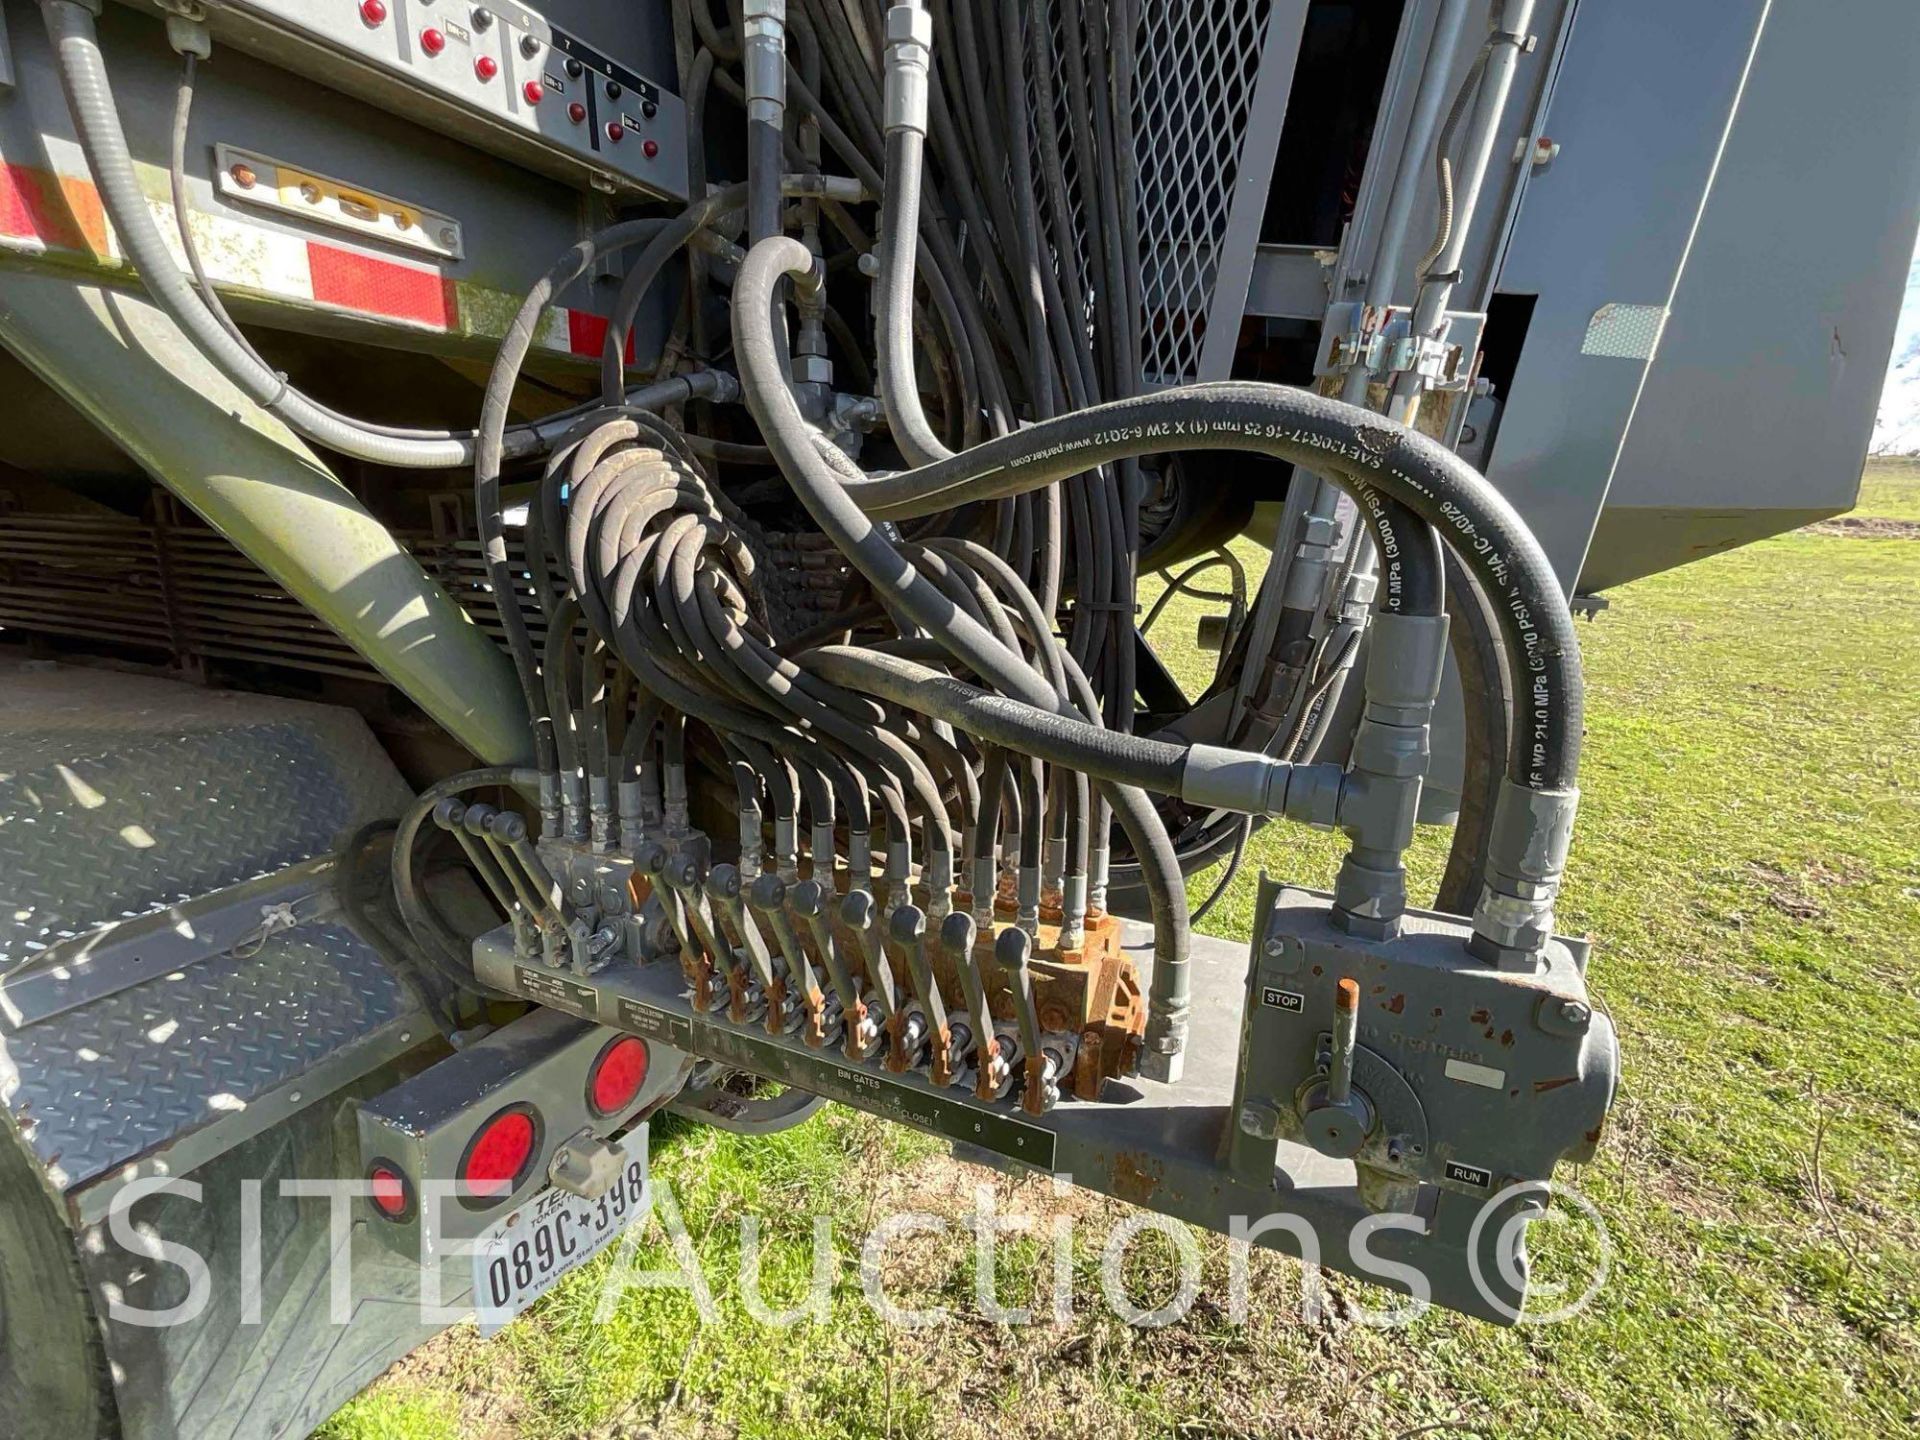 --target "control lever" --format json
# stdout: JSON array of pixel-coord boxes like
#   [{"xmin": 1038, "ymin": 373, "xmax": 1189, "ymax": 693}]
[
  {"xmin": 941, "ymin": 914, "xmax": 1010, "ymax": 1101},
  {"xmin": 661, "ymin": 850, "xmax": 734, "ymax": 1012},
  {"xmin": 709, "ymin": 863, "xmax": 788, "ymax": 1031},
  {"xmin": 893, "ymin": 904, "xmax": 963, "ymax": 1087},
  {"xmin": 470, "ymin": 804, "xmax": 590, "ymax": 969},
  {"xmin": 634, "ymin": 841, "xmax": 699, "ymax": 988},
  {"xmin": 856, "ymin": 898, "xmax": 921, "ymax": 1075},
  {"xmin": 840, "ymin": 889, "xmax": 902, "ymax": 1026},
  {"xmin": 462, "ymin": 803, "xmax": 544, "ymax": 926},
  {"xmin": 432, "ymin": 798, "xmax": 533, "ymax": 953},
  {"xmin": 879, "ymin": 904, "xmax": 933, "ymax": 1074},
  {"xmin": 793, "ymin": 880, "xmax": 878, "ymax": 1059},
  {"xmin": 1298, "ymin": 977, "xmax": 1375, "ymax": 1158},
  {"xmin": 994, "ymin": 927, "xmax": 1068, "ymax": 1115},
  {"xmin": 751, "ymin": 874, "xmax": 843, "ymax": 1048}
]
